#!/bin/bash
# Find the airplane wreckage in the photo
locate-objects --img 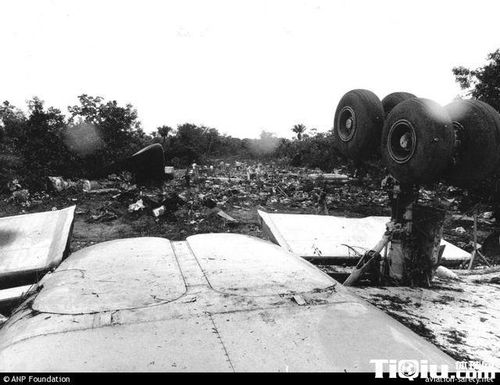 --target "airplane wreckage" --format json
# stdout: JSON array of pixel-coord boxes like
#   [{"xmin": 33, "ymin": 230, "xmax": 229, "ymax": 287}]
[{"xmin": 0, "ymin": 90, "xmax": 499, "ymax": 372}]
